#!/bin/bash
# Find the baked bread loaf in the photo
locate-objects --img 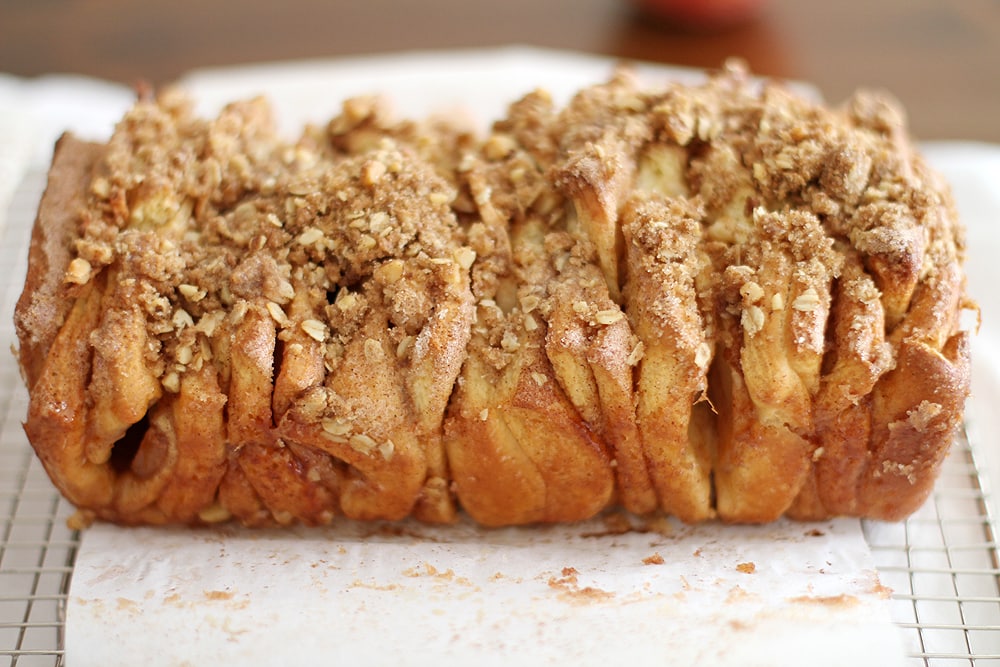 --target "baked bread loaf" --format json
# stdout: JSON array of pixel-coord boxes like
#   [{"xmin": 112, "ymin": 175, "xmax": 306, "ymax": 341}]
[{"xmin": 14, "ymin": 63, "xmax": 974, "ymax": 528}]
